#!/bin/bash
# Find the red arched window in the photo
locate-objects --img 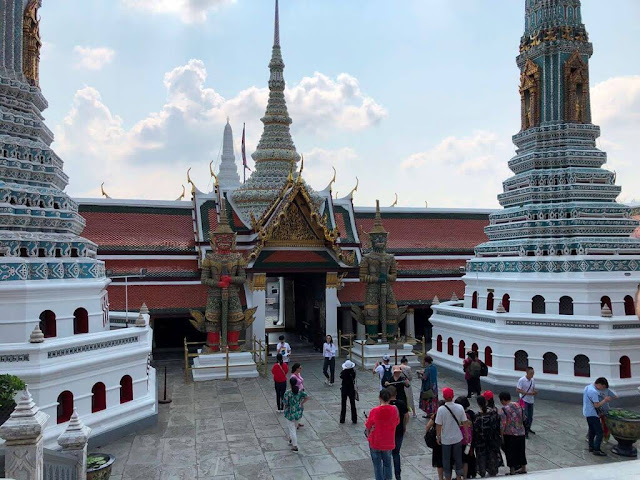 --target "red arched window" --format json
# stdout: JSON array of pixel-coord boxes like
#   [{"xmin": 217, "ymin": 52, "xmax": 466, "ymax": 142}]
[
  {"xmin": 447, "ymin": 338, "xmax": 454, "ymax": 356},
  {"xmin": 484, "ymin": 346, "xmax": 493, "ymax": 367},
  {"xmin": 514, "ymin": 350, "xmax": 529, "ymax": 371},
  {"xmin": 436, "ymin": 335, "xmax": 443, "ymax": 352},
  {"xmin": 624, "ymin": 295, "xmax": 635, "ymax": 316},
  {"xmin": 574, "ymin": 355, "xmax": 590, "ymax": 377},
  {"xmin": 74, "ymin": 308, "xmax": 89, "ymax": 334},
  {"xmin": 543, "ymin": 352, "xmax": 558, "ymax": 374},
  {"xmin": 620, "ymin": 356, "xmax": 631, "ymax": 379},
  {"xmin": 486, "ymin": 292, "xmax": 494, "ymax": 311},
  {"xmin": 57, "ymin": 391, "xmax": 73, "ymax": 424},
  {"xmin": 91, "ymin": 382, "xmax": 107, "ymax": 413},
  {"xmin": 600, "ymin": 296, "xmax": 612, "ymax": 312},
  {"xmin": 502, "ymin": 294, "xmax": 510, "ymax": 312},
  {"xmin": 471, "ymin": 291, "xmax": 478, "ymax": 309},
  {"xmin": 120, "ymin": 375, "xmax": 133, "ymax": 404},
  {"xmin": 458, "ymin": 340, "xmax": 466, "ymax": 359},
  {"xmin": 39, "ymin": 310, "xmax": 56, "ymax": 338},
  {"xmin": 471, "ymin": 343, "xmax": 479, "ymax": 353}
]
